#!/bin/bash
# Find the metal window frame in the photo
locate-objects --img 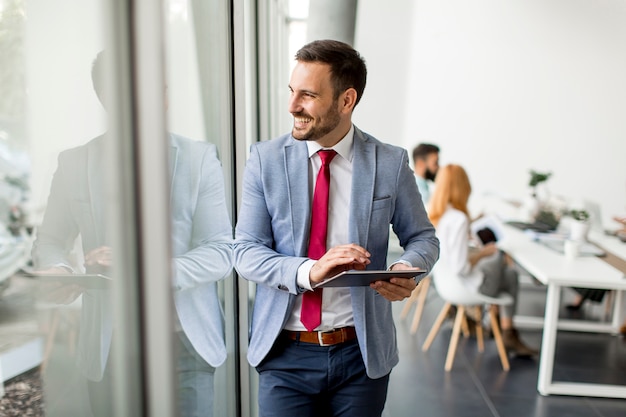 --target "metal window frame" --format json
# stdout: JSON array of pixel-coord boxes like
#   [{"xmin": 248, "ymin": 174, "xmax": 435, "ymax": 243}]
[{"xmin": 104, "ymin": 0, "xmax": 176, "ymax": 415}]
